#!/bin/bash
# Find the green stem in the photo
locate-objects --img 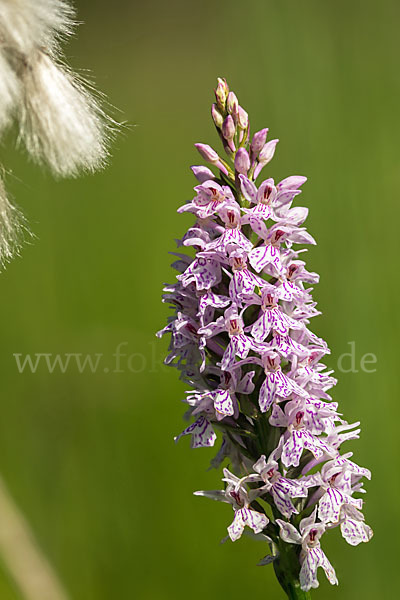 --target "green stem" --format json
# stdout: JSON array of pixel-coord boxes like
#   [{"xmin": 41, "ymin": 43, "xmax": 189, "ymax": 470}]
[
  {"xmin": 284, "ymin": 581, "xmax": 312, "ymax": 600},
  {"xmin": 273, "ymin": 542, "xmax": 312, "ymax": 600}
]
